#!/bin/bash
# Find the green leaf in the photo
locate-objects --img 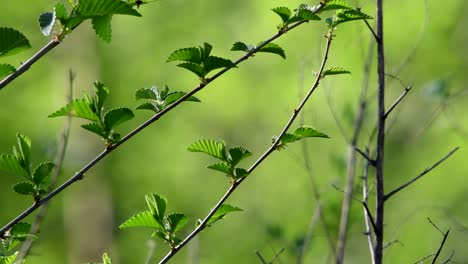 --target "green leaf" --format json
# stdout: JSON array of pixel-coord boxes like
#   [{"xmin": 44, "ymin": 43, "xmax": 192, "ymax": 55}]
[
  {"xmin": 293, "ymin": 126, "xmax": 330, "ymax": 138},
  {"xmin": 188, "ymin": 139, "xmax": 227, "ymax": 161},
  {"xmin": 81, "ymin": 122, "xmax": 106, "ymax": 138},
  {"xmin": 146, "ymin": 193, "xmax": 167, "ymax": 224},
  {"xmin": 0, "ymin": 252, "xmax": 18, "ymax": 264},
  {"xmin": 279, "ymin": 133, "xmax": 301, "ymax": 144},
  {"xmin": 16, "ymin": 133, "xmax": 31, "ymax": 170},
  {"xmin": 151, "ymin": 230, "xmax": 168, "ymax": 241},
  {"xmin": 0, "ymin": 28, "xmax": 31, "ymax": 57},
  {"xmin": 92, "ymin": 15, "xmax": 112, "ymax": 42},
  {"xmin": 48, "ymin": 99, "xmax": 99, "ymax": 121},
  {"xmin": 55, "ymin": 3, "xmax": 69, "ymax": 24},
  {"xmin": 322, "ymin": 66, "xmax": 351, "ymax": 77},
  {"xmin": 119, "ymin": 211, "xmax": 161, "ymax": 229},
  {"xmin": 103, "ymin": 107, "xmax": 134, "ymax": 129},
  {"xmin": 231, "ymin": 41, "xmax": 253, "ymax": 52},
  {"xmin": 271, "ymin": 7, "xmax": 291, "ymax": 23},
  {"xmin": 228, "ymin": 147, "xmax": 252, "ymax": 167},
  {"xmin": 167, "ymin": 47, "xmax": 201, "ymax": 63},
  {"xmin": 135, "ymin": 102, "xmax": 158, "ymax": 112},
  {"xmin": 39, "ymin": 12, "xmax": 56, "ymax": 36},
  {"xmin": 207, "ymin": 204, "xmax": 242, "ymax": 226},
  {"xmin": 176, "ymin": 62, "xmax": 205, "ymax": 78},
  {"xmin": 200, "ymin": 42, "xmax": 212, "ymax": 60},
  {"xmin": 334, "ymin": 9, "xmax": 373, "ymax": 26},
  {"xmin": 165, "ymin": 213, "xmax": 188, "ymax": 233},
  {"xmin": 207, "ymin": 162, "xmax": 232, "ymax": 175},
  {"xmin": 75, "ymin": 0, "xmax": 141, "ymax": 17},
  {"xmin": 32, "ymin": 162, "xmax": 54, "ymax": 186},
  {"xmin": 94, "ymin": 81, "xmax": 110, "ymax": 113},
  {"xmin": 126, "ymin": 0, "xmax": 159, "ymax": 8},
  {"xmin": 291, "ymin": 6, "xmax": 321, "ymax": 22},
  {"xmin": 319, "ymin": 0, "xmax": 353, "ymax": 12},
  {"xmin": 0, "ymin": 64, "xmax": 15, "ymax": 79},
  {"xmin": 165, "ymin": 91, "xmax": 200, "ymax": 106},
  {"xmin": 13, "ymin": 182, "xmax": 35, "ymax": 195},
  {"xmin": 234, "ymin": 168, "xmax": 249, "ymax": 179},
  {"xmin": 102, "ymin": 253, "xmax": 112, "ymax": 264},
  {"xmin": 10, "ymin": 222, "xmax": 31, "ymax": 237},
  {"xmin": 0, "ymin": 154, "xmax": 30, "ymax": 179},
  {"xmin": 204, "ymin": 56, "xmax": 236, "ymax": 73},
  {"xmin": 135, "ymin": 87, "xmax": 158, "ymax": 100},
  {"xmin": 258, "ymin": 43, "xmax": 286, "ymax": 59}
]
